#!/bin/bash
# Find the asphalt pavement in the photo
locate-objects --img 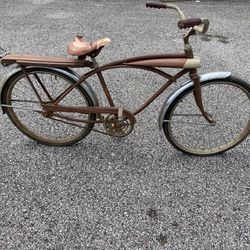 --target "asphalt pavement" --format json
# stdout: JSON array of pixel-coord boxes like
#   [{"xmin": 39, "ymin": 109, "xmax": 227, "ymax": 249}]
[{"xmin": 0, "ymin": 0, "xmax": 249, "ymax": 249}]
